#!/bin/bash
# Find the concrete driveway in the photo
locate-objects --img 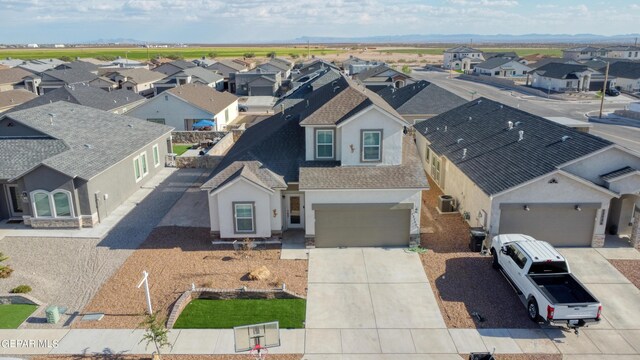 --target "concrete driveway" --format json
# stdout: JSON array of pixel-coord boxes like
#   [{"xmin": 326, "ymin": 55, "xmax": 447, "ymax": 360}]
[{"xmin": 305, "ymin": 248, "xmax": 447, "ymax": 355}]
